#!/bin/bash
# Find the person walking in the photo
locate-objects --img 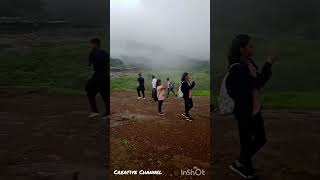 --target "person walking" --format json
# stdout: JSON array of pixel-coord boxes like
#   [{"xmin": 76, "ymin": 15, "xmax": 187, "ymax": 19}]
[
  {"xmin": 156, "ymin": 79, "xmax": 166, "ymax": 115},
  {"xmin": 152, "ymin": 75, "xmax": 158, "ymax": 101},
  {"xmin": 181, "ymin": 72, "xmax": 195, "ymax": 121},
  {"xmin": 226, "ymin": 34, "xmax": 275, "ymax": 179},
  {"xmin": 137, "ymin": 73, "xmax": 145, "ymax": 99},
  {"xmin": 86, "ymin": 38, "xmax": 108, "ymax": 118}
]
